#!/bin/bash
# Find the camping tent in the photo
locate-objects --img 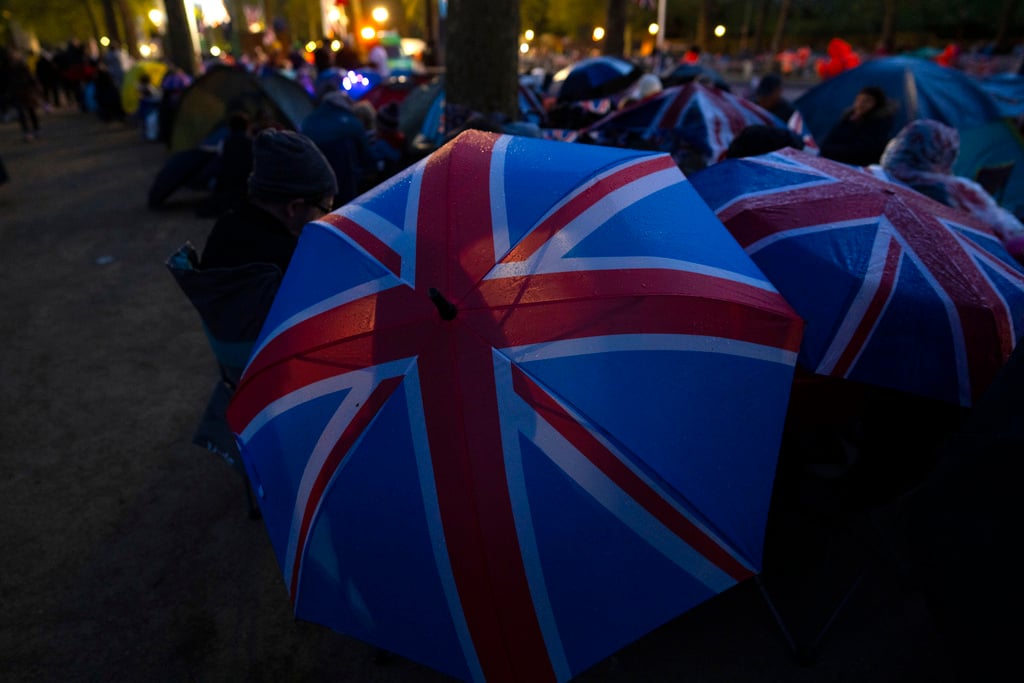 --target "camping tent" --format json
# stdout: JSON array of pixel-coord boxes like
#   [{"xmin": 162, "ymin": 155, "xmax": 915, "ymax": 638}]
[{"xmin": 169, "ymin": 66, "xmax": 315, "ymax": 153}]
